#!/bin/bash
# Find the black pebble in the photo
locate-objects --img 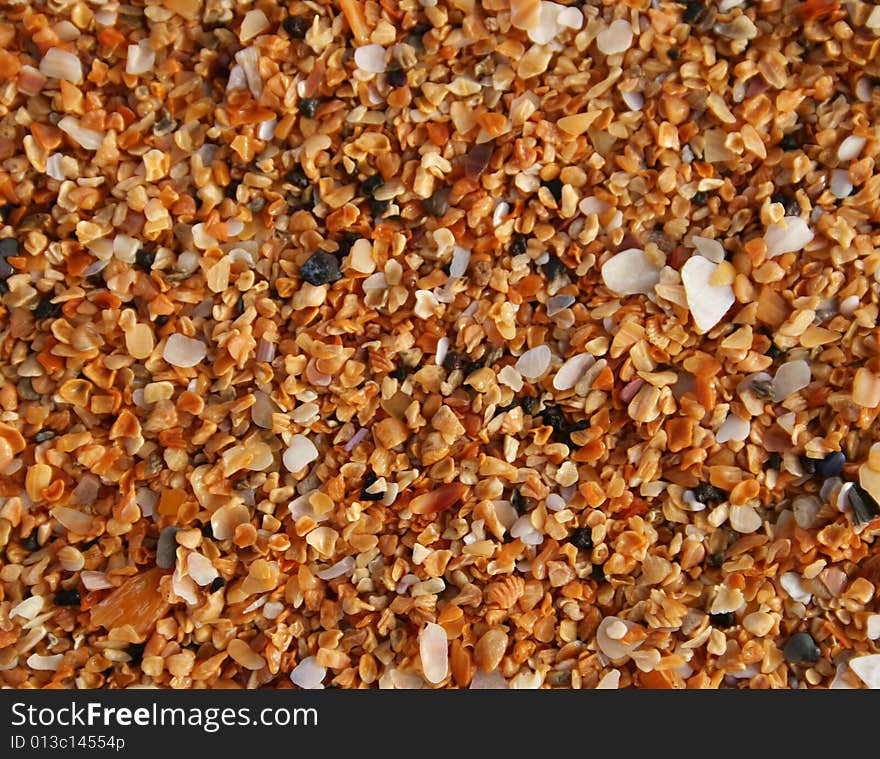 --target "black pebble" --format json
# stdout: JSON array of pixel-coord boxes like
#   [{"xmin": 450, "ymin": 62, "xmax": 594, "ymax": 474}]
[
  {"xmin": 33, "ymin": 429, "xmax": 55, "ymax": 443},
  {"xmin": 210, "ymin": 576, "xmax": 225, "ymax": 593},
  {"xmin": 562, "ymin": 419, "xmax": 591, "ymax": 447},
  {"xmin": 667, "ymin": 48, "xmax": 680, "ymax": 61},
  {"xmin": 692, "ymin": 190, "xmax": 707, "ymax": 205},
  {"xmin": 783, "ymin": 632, "xmax": 821, "ymax": 664},
  {"xmin": 815, "ymin": 451, "xmax": 846, "ymax": 479},
  {"xmin": 361, "ymin": 174, "xmax": 385, "ymax": 196},
  {"xmin": 541, "ymin": 254, "xmax": 566, "ymax": 282},
  {"xmin": 591, "ymin": 563, "xmax": 606, "ymax": 583},
  {"xmin": 766, "ymin": 341, "xmax": 785, "ymax": 360},
  {"xmin": 286, "ymin": 168, "xmax": 310, "ymax": 189},
  {"xmin": 799, "ymin": 456, "xmax": 816, "ymax": 476},
  {"xmin": 0, "ymin": 204, "xmax": 16, "ymax": 223},
  {"xmin": 300, "ymin": 251, "xmax": 342, "ymax": 286},
  {"xmin": 707, "ymin": 551, "xmax": 725, "ymax": 568},
  {"xmin": 225, "ymin": 180, "xmax": 241, "ymax": 200},
  {"xmin": 0, "ymin": 237, "xmax": 18, "ymax": 277},
  {"xmin": 391, "ymin": 363, "xmax": 408, "ymax": 382},
  {"xmin": 691, "ymin": 483, "xmax": 728, "ymax": 504},
  {"xmin": 423, "ymin": 188, "xmax": 450, "ymax": 217},
  {"xmin": 771, "ymin": 192, "xmax": 800, "ymax": 217},
  {"xmin": 369, "ymin": 197, "xmax": 390, "ymax": 216},
  {"xmin": 386, "ymin": 68, "xmax": 407, "ymax": 88},
  {"xmin": 34, "ymin": 295, "xmax": 60, "ymax": 319},
  {"xmin": 539, "ymin": 405, "xmax": 588, "ymax": 447},
  {"xmin": 541, "ymin": 404, "xmax": 565, "ymax": 431},
  {"xmin": 511, "ymin": 488, "xmax": 529, "ymax": 514},
  {"xmin": 442, "ymin": 350, "xmax": 461, "ymax": 372},
  {"xmin": 360, "ymin": 470, "xmax": 386, "ymax": 502},
  {"xmin": 408, "ymin": 23, "xmax": 431, "ymax": 38},
  {"xmin": 848, "ymin": 483, "xmax": 880, "ymax": 525},
  {"xmin": 54, "ymin": 588, "xmax": 81, "ymax": 607},
  {"xmin": 780, "ymin": 133, "xmax": 801, "ymax": 151},
  {"xmin": 520, "ymin": 396, "xmax": 538, "ymax": 415},
  {"xmin": 709, "ymin": 611, "xmax": 736, "ymax": 628},
  {"xmin": 336, "ymin": 232, "xmax": 360, "ymax": 257},
  {"xmin": 683, "ymin": 1, "xmax": 705, "ymax": 22},
  {"xmin": 154, "ymin": 314, "xmax": 169, "ymax": 327},
  {"xmin": 510, "ymin": 233, "xmax": 528, "ymax": 256},
  {"xmin": 283, "ymin": 15, "xmax": 309, "ymax": 38},
  {"xmin": 569, "ymin": 527, "xmax": 593, "ymax": 550},
  {"xmin": 0, "ymin": 238, "xmax": 18, "ymax": 258},
  {"xmin": 126, "ymin": 642, "xmax": 146, "ymax": 665},
  {"xmin": 765, "ymin": 452, "xmax": 782, "ymax": 471},
  {"xmin": 542, "ymin": 178, "xmax": 563, "ymax": 202},
  {"xmin": 22, "ymin": 531, "xmax": 40, "ymax": 552},
  {"xmin": 540, "ymin": 406, "xmax": 568, "ymax": 444},
  {"xmin": 299, "ymin": 98, "xmax": 320, "ymax": 118},
  {"xmin": 135, "ymin": 247, "xmax": 156, "ymax": 271}
]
